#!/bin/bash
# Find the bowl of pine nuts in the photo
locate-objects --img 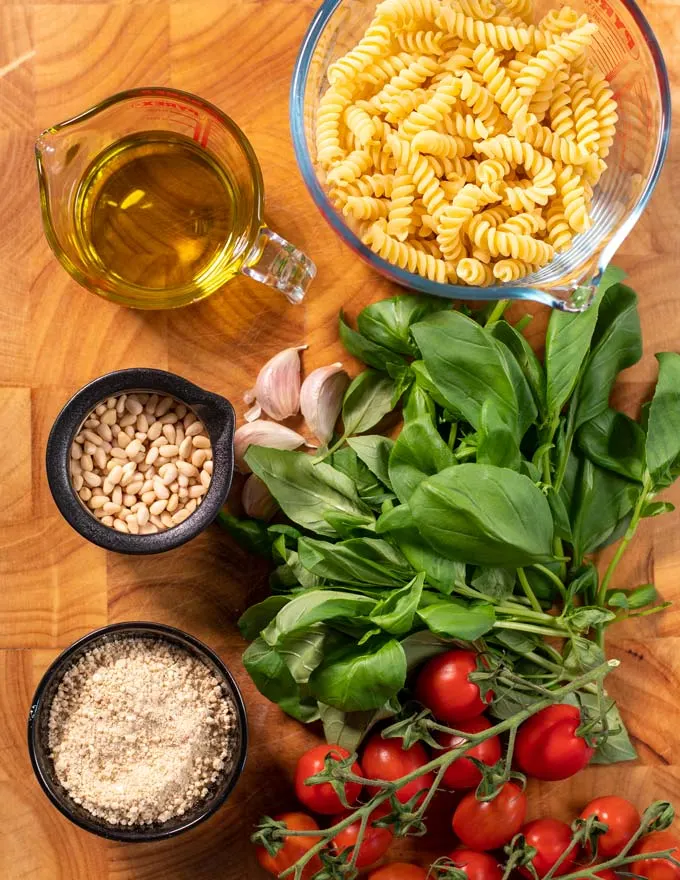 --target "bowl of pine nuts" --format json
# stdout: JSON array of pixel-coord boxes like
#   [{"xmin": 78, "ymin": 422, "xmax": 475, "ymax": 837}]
[{"xmin": 46, "ymin": 369, "xmax": 235, "ymax": 554}]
